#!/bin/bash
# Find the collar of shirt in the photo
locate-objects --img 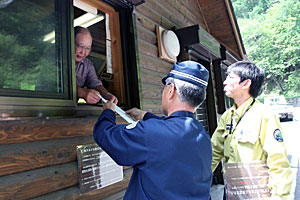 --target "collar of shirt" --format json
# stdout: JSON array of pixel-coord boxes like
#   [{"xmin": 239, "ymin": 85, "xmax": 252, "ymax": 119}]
[
  {"xmin": 165, "ymin": 110, "xmax": 194, "ymax": 119},
  {"xmin": 76, "ymin": 58, "xmax": 85, "ymax": 64},
  {"xmin": 231, "ymin": 97, "xmax": 254, "ymax": 121},
  {"xmin": 75, "ymin": 59, "xmax": 85, "ymax": 67},
  {"xmin": 75, "ymin": 59, "xmax": 84, "ymax": 71}
]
